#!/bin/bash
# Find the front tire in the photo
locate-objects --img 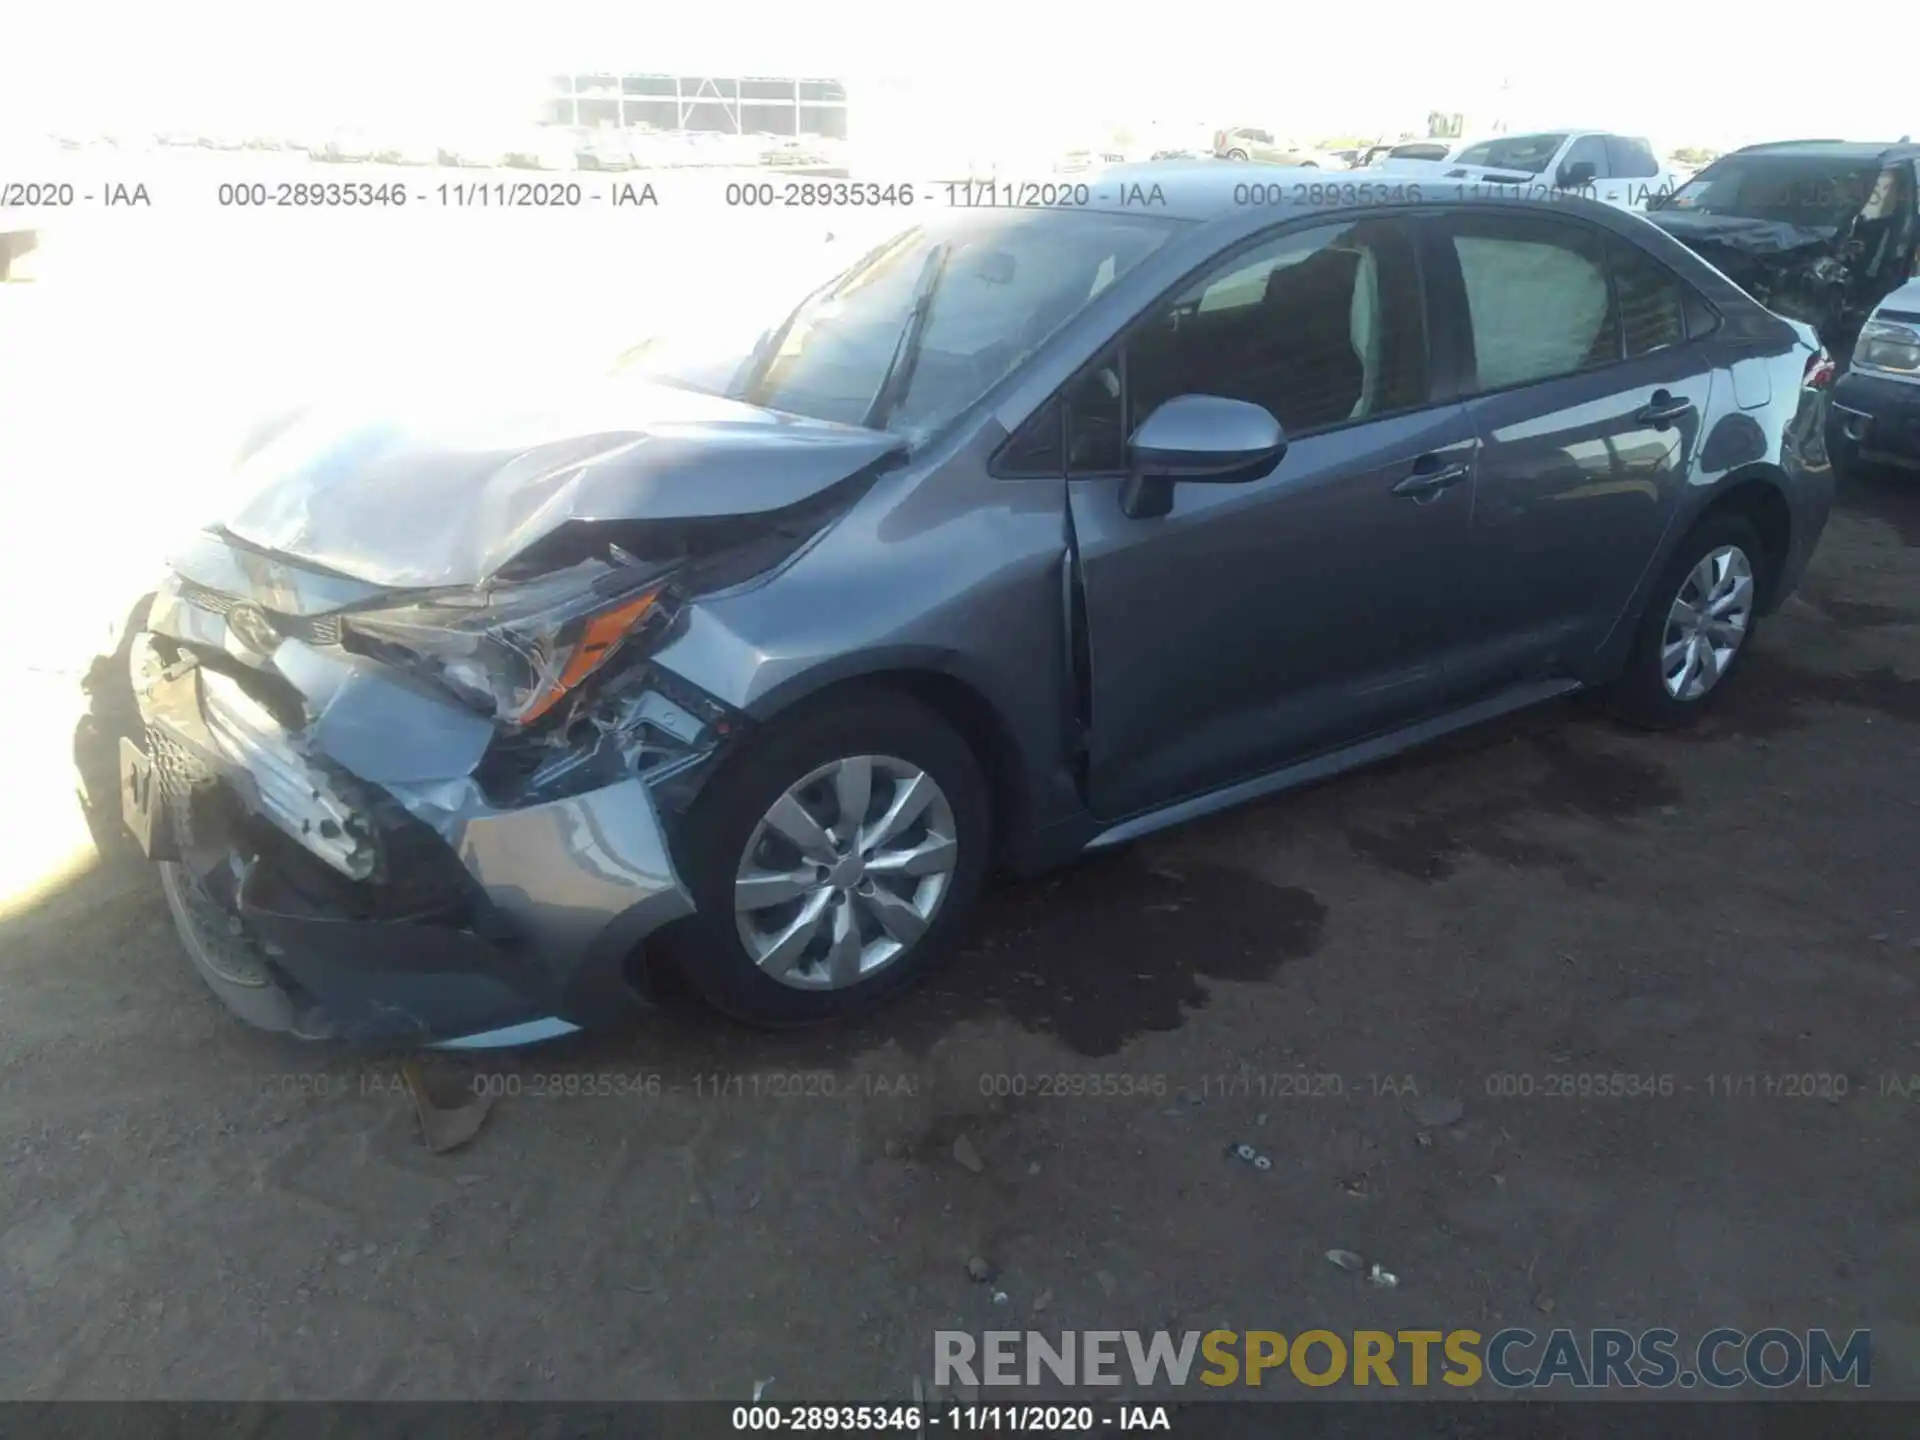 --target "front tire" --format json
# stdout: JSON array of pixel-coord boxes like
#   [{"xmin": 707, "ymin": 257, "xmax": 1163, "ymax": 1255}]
[
  {"xmin": 1606, "ymin": 512, "xmax": 1765, "ymax": 730},
  {"xmin": 660, "ymin": 690, "xmax": 991, "ymax": 1026}
]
